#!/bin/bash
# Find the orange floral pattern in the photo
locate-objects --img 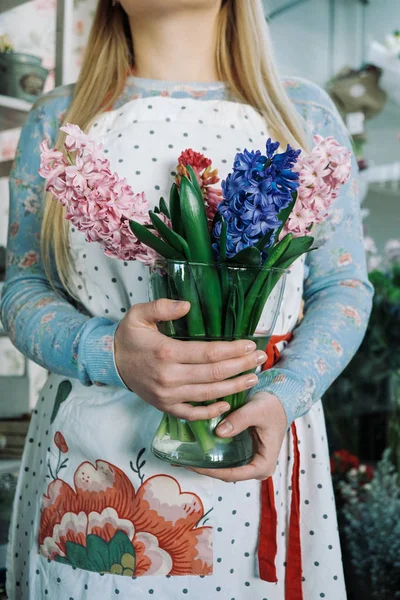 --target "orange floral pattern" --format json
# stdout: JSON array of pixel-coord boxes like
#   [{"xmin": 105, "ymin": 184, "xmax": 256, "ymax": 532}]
[{"xmin": 38, "ymin": 451, "xmax": 213, "ymax": 577}]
